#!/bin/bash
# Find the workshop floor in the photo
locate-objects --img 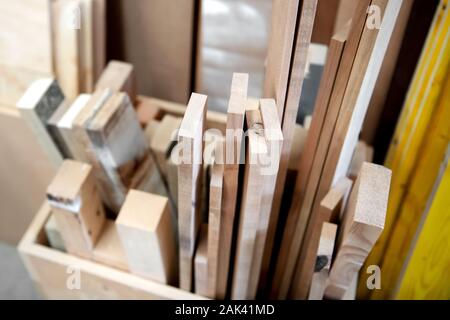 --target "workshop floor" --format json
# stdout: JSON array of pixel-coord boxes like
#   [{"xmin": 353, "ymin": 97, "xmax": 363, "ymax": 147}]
[{"xmin": 0, "ymin": 242, "xmax": 40, "ymax": 299}]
